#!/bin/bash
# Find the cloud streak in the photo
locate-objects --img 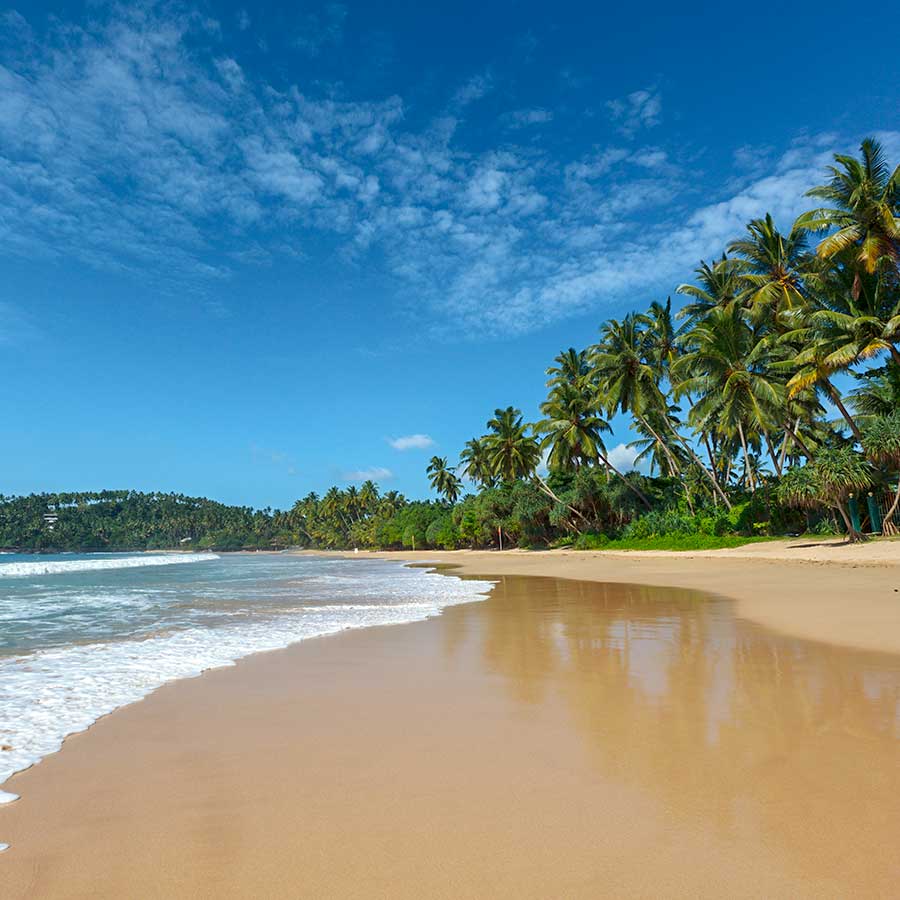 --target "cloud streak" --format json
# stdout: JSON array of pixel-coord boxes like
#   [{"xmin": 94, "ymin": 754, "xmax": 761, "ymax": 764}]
[
  {"xmin": 343, "ymin": 466, "xmax": 394, "ymax": 482},
  {"xmin": 0, "ymin": 8, "xmax": 892, "ymax": 339},
  {"xmin": 388, "ymin": 434, "xmax": 435, "ymax": 451}
]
